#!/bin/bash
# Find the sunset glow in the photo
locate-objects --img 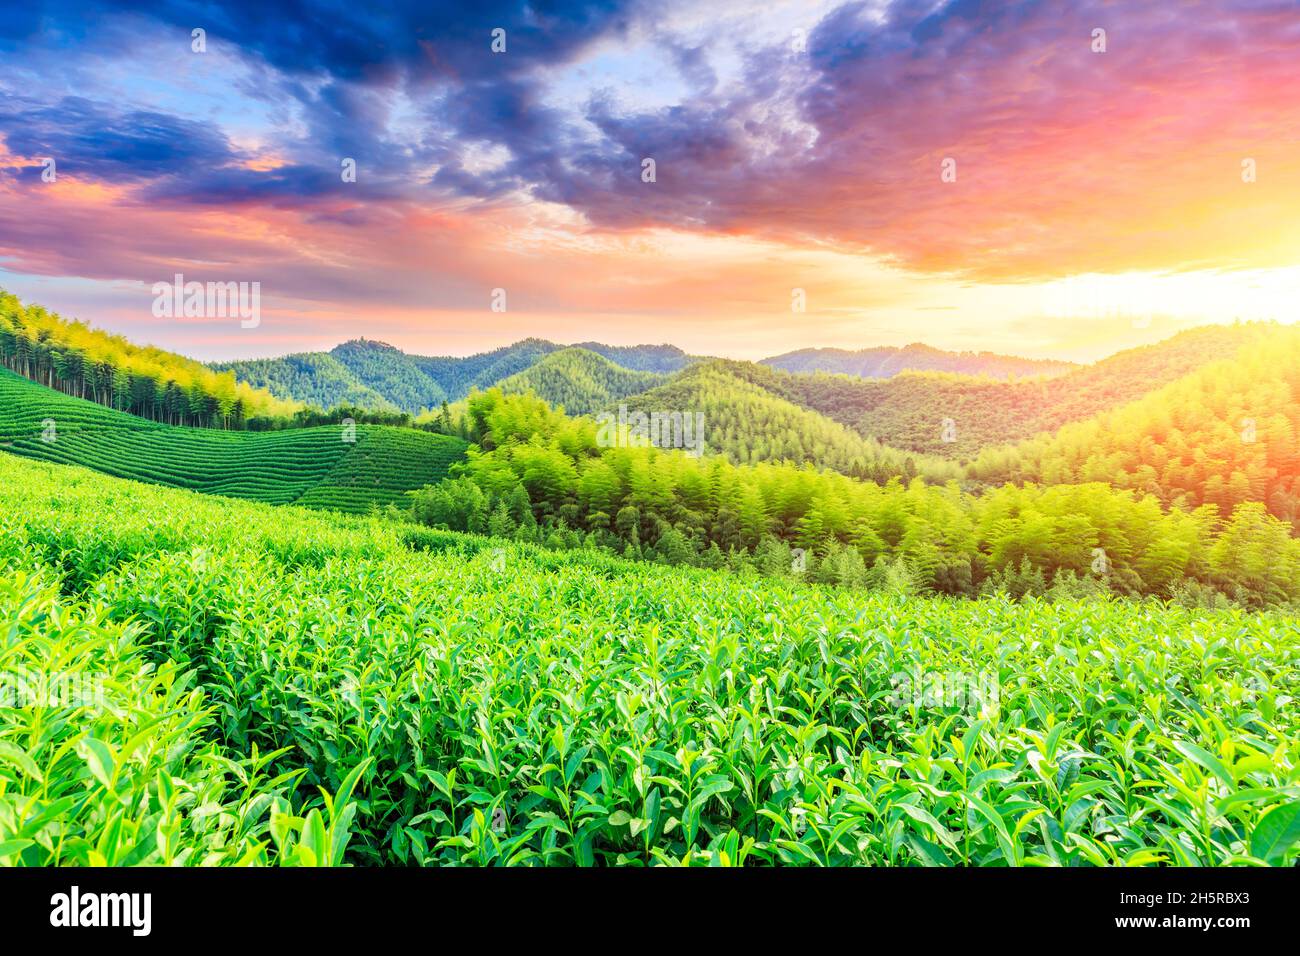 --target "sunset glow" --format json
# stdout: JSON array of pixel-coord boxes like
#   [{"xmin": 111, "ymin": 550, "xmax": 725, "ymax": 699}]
[{"xmin": 2, "ymin": 0, "xmax": 1298, "ymax": 360}]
